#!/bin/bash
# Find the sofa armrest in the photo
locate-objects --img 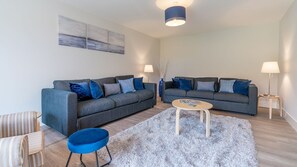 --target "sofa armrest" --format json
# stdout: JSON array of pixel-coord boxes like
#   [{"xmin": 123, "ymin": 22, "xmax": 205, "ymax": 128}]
[
  {"xmin": 42, "ymin": 88, "xmax": 78, "ymax": 136},
  {"xmin": 0, "ymin": 112, "xmax": 38, "ymax": 138},
  {"xmin": 0, "ymin": 135, "xmax": 29, "ymax": 167},
  {"xmin": 144, "ymin": 83, "xmax": 157, "ymax": 105},
  {"xmin": 248, "ymin": 84, "xmax": 258, "ymax": 114},
  {"xmin": 161, "ymin": 81, "xmax": 173, "ymax": 101}
]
